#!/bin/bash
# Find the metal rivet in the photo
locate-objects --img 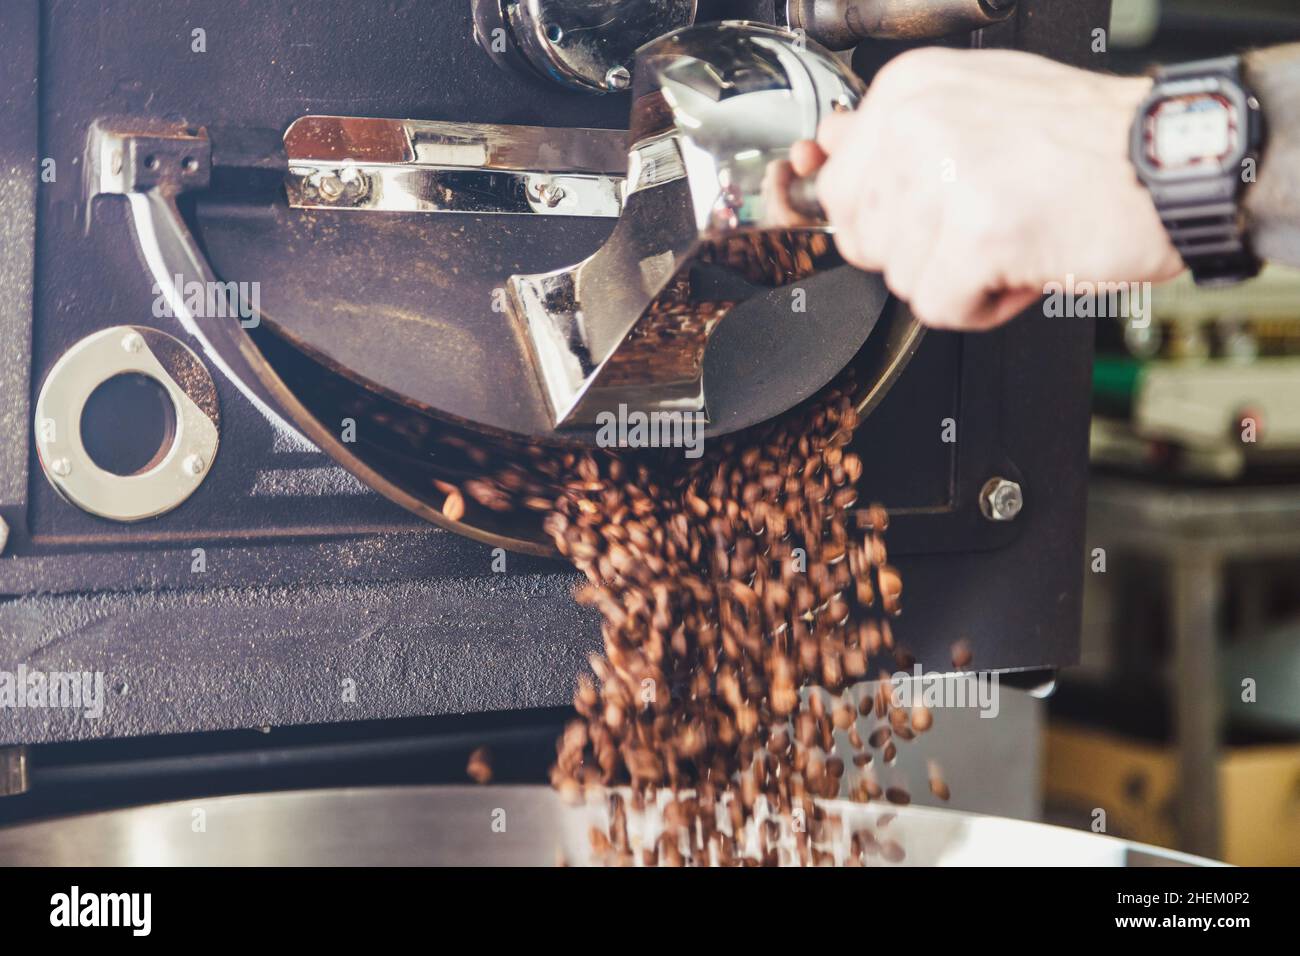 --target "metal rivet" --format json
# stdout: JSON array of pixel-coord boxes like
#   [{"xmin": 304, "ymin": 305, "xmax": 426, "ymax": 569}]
[
  {"xmin": 980, "ymin": 477, "xmax": 1023, "ymax": 522},
  {"xmin": 50, "ymin": 458, "xmax": 72, "ymax": 477},
  {"xmin": 0, "ymin": 515, "xmax": 9, "ymax": 555},
  {"xmin": 605, "ymin": 65, "xmax": 631, "ymax": 92},
  {"xmin": 121, "ymin": 331, "xmax": 144, "ymax": 353},
  {"xmin": 183, "ymin": 454, "xmax": 206, "ymax": 477}
]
